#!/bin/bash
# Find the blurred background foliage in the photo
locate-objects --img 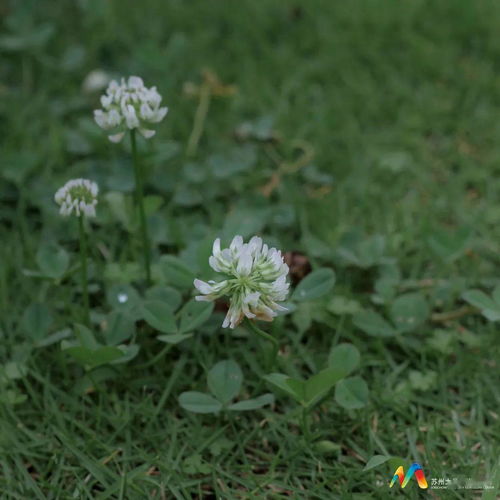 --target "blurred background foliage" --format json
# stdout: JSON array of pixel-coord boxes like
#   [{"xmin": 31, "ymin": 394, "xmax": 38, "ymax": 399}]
[
  {"xmin": 2, "ymin": 0, "xmax": 500, "ymax": 331},
  {"xmin": 2, "ymin": 0, "xmax": 500, "ymax": 254},
  {"xmin": 1, "ymin": 0, "xmax": 500, "ymax": 497}
]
